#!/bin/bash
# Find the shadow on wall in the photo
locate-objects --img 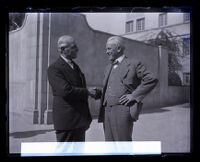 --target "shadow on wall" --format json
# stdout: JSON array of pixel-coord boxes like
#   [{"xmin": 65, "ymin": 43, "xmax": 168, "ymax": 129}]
[{"xmin": 10, "ymin": 129, "xmax": 54, "ymax": 139}]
